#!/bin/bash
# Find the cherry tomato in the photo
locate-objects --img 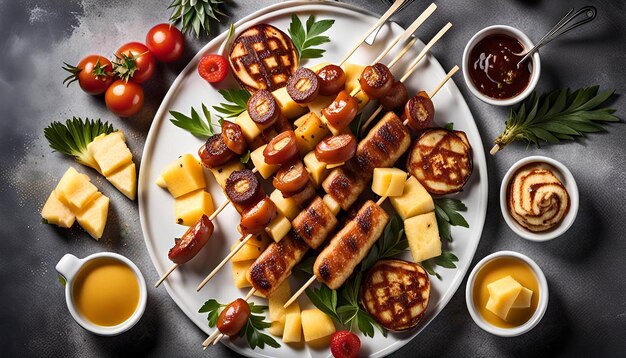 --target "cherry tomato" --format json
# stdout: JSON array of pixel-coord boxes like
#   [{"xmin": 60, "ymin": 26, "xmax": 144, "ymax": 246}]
[
  {"xmin": 240, "ymin": 197, "xmax": 277, "ymax": 235},
  {"xmin": 315, "ymin": 134, "xmax": 357, "ymax": 164},
  {"xmin": 263, "ymin": 131, "xmax": 298, "ymax": 165},
  {"xmin": 168, "ymin": 215, "xmax": 214, "ymax": 264},
  {"xmin": 217, "ymin": 298, "xmax": 251, "ymax": 336},
  {"xmin": 63, "ymin": 55, "xmax": 114, "ymax": 95},
  {"xmin": 145, "ymin": 24, "xmax": 184, "ymax": 63},
  {"xmin": 198, "ymin": 54, "xmax": 228, "ymax": 83},
  {"xmin": 322, "ymin": 90, "xmax": 358, "ymax": 130},
  {"xmin": 273, "ymin": 161, "xmax": 309, "ymax": 194},
  {"xmin": 221, "ymin": 121, "xmax": 247, "ymax": 155},
  {"xmin": 105, "ymin": 80, "xmax": 144, "ymax": 117},
  {"xmin": 115, "ymin": 42, "xmax": 155, "ymax": 84}
]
